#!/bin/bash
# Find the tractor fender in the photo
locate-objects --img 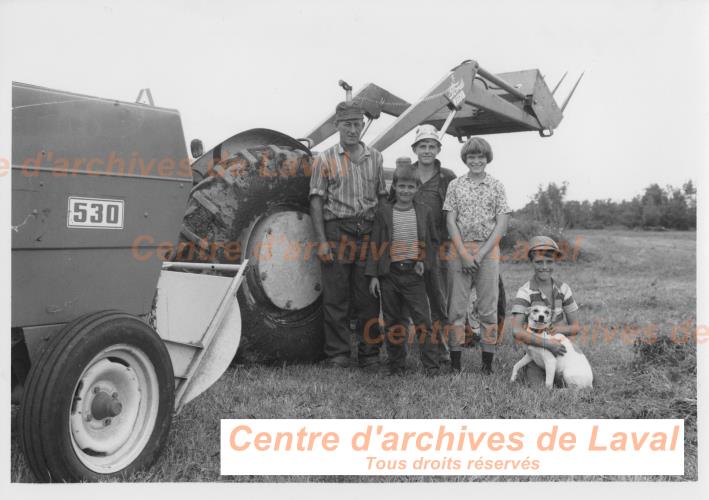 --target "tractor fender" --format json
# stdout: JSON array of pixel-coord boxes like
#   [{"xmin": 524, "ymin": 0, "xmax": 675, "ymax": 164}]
[
  {"xmin": 190, "ymin": 128, "xmax": 311, "ymax": 185},
  {"xmin": 178, "ymin": 135, "xmax": 323, "ymax": 363}
]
